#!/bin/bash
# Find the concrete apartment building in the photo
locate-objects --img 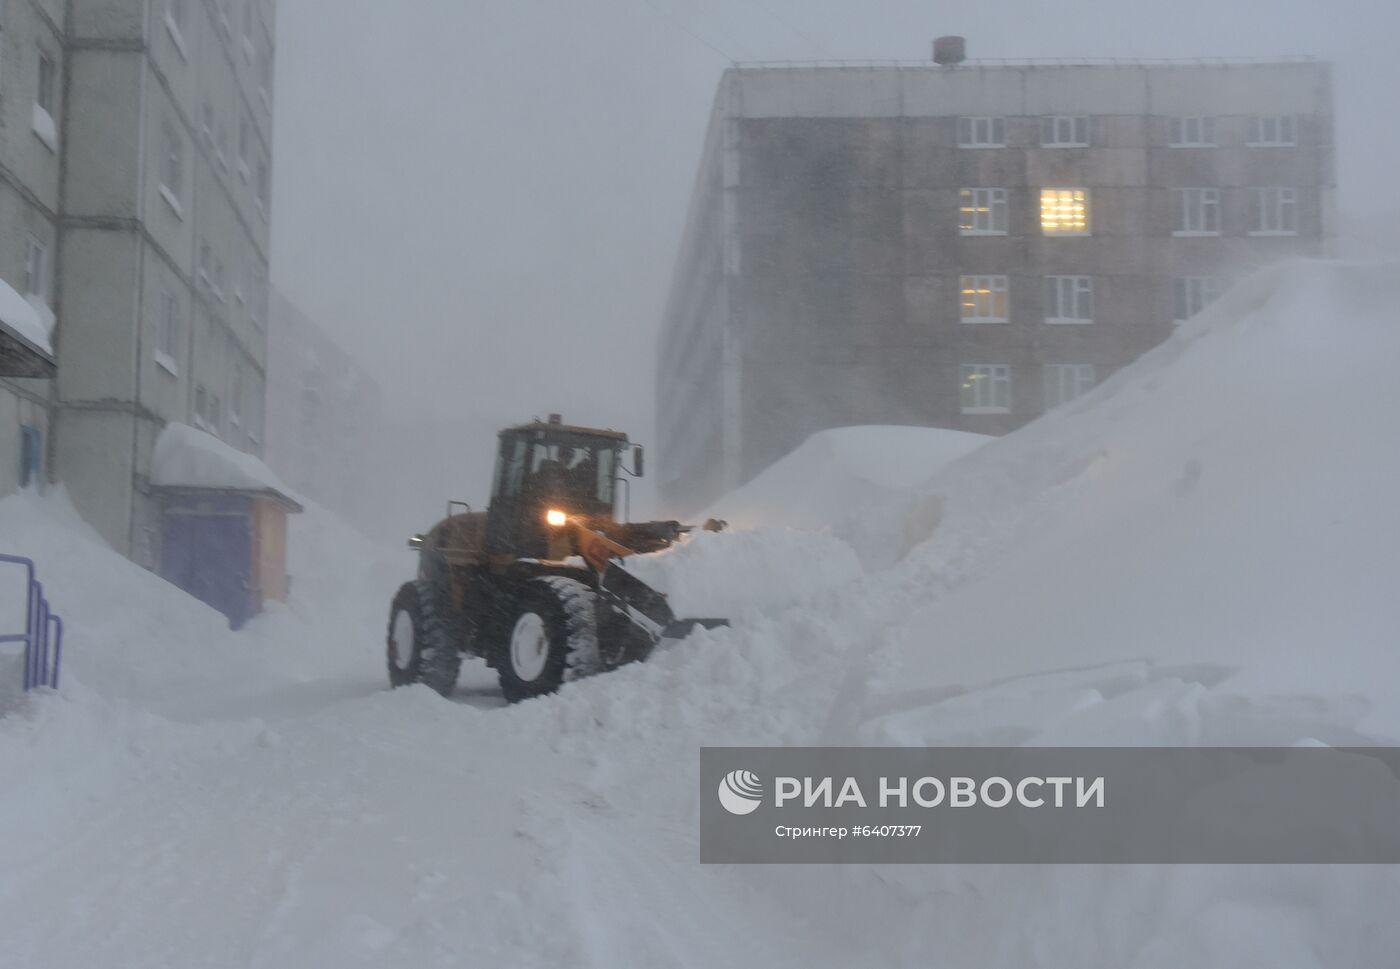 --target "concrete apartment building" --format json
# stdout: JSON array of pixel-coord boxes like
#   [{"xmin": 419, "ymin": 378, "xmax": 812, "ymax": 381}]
[
  {"xmin": 657, "ymin": 52, "xmax": 1334, "ymax": 513},
  {"xmin": 0, "ymin": 0, "xmax": 276, "ymax": 567},
  {"xmin": 0, "ymin": 0, "xmax": 64, "ymax": 496},
  {"xmin": 264, "ymin": 291, "xmax": 383, "ymax": 535}
]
